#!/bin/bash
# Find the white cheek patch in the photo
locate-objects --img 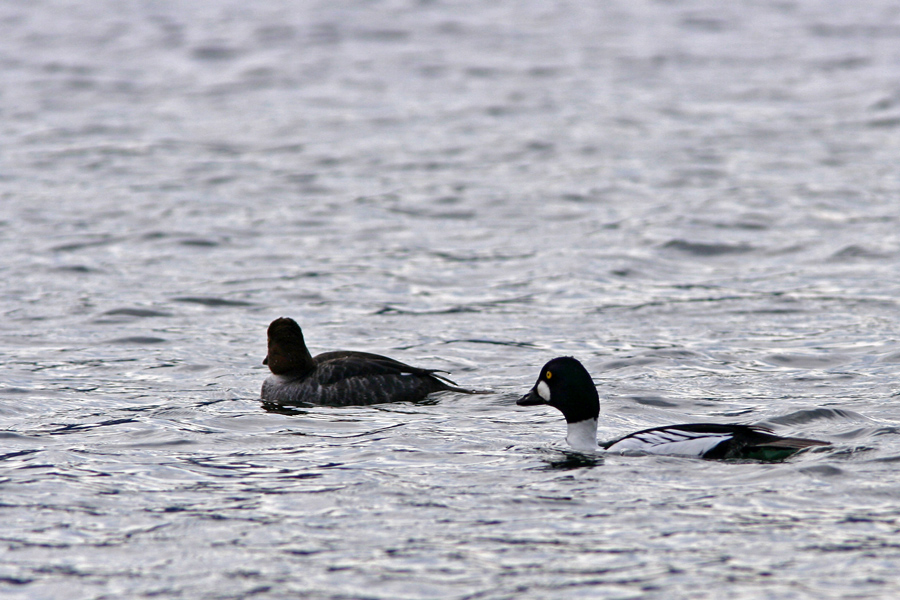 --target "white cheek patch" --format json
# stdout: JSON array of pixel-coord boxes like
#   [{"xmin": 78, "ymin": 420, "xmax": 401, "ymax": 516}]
[{"xmin": 536, "ymin": 380, "xmax": 551, "ymax": 402}]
